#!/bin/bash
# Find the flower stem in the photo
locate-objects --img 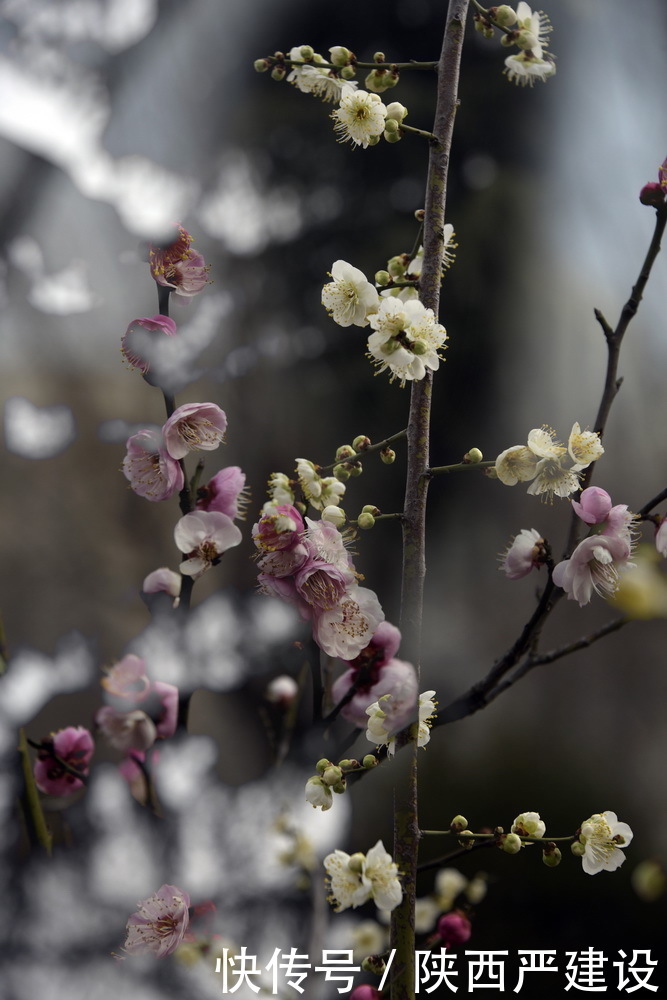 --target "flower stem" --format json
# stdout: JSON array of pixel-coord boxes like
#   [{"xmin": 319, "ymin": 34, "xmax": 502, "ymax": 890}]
[
  {"xmin": 391, "ymin": 6, "xmax": 469, "ymax": 1000},
  {"xmin": 428, "ymin": 459, "xmax": 494, "ymax": 475}
]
